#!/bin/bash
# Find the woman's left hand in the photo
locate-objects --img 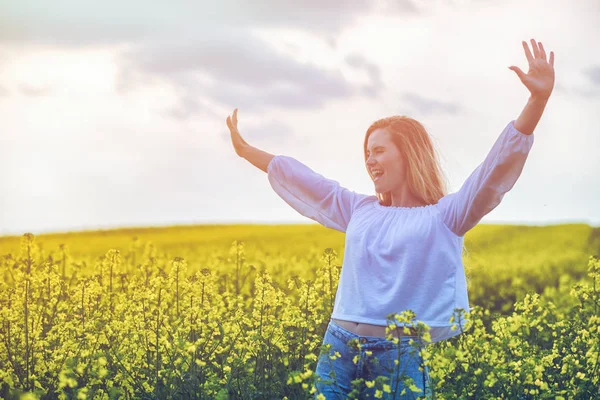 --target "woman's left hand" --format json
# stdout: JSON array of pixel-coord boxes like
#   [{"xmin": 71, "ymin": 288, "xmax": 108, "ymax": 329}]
[{"xmin": 509, "ymin": 39, "xmax": 555, "ymax": 100}]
